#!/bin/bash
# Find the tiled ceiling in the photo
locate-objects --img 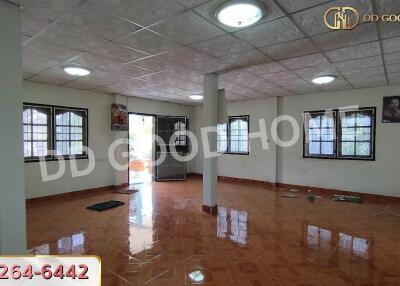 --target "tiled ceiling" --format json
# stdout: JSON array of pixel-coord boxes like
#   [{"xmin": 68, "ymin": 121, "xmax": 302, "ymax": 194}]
[{"xmin": 14, "ymin": 0, "xmax": 400, "ymax": 104}]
